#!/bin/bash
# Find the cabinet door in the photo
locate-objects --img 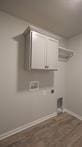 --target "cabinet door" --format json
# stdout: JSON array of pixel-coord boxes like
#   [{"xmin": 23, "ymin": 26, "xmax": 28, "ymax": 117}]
[
  {"xmin": 31, "ymin": 31, "xmax": 45, "ymax": 69},
  {"xmin": 46, "ymin": 38, "xmax": 58, "ymax": 70}
]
